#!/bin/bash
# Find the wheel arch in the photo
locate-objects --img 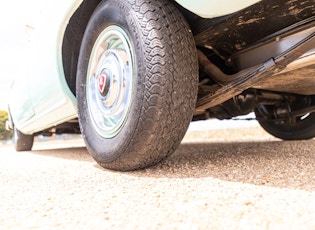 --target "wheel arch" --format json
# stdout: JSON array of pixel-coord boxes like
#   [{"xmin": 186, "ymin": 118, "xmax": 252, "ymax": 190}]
[{"xmin": 62, "ymin": 0, "xmax": 102, "ymax": 95}]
